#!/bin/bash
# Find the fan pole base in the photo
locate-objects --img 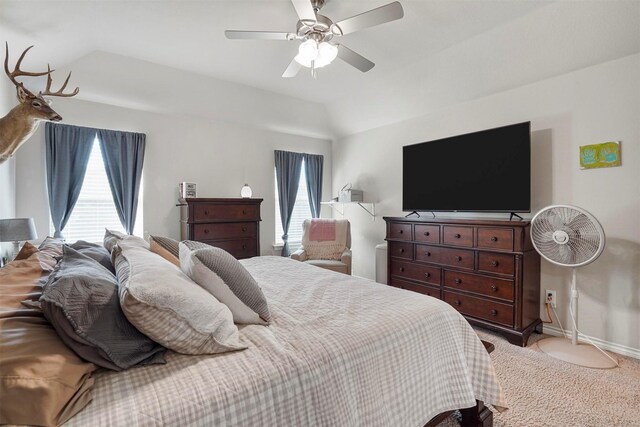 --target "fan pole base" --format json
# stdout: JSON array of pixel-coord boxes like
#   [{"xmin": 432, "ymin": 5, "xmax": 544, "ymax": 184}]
[{"xmin": 536, "ymin": 337, "xmax": 617, "ymax": 369}]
